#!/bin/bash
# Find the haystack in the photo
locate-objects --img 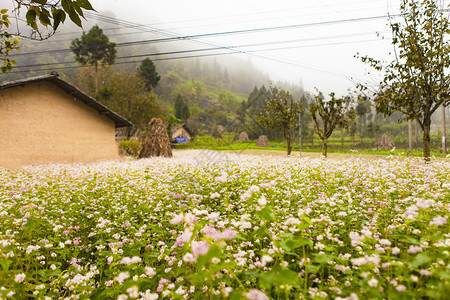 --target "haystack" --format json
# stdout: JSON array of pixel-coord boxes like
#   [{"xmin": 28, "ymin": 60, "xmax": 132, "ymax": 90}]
[
  {"xmin": 375, "ymin": 134, "xmax": 395, "ymax": 150},
  {"xmin": 237, "ymin": 131, "xmax": 249, "ymax": 142},
  {"xmin": 256, "ymin": 135, "xmax": 269, "ymax": 147},
  {"xmin": 139, "ymin": 118, "xmax": 172, "ymax": 158}
]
